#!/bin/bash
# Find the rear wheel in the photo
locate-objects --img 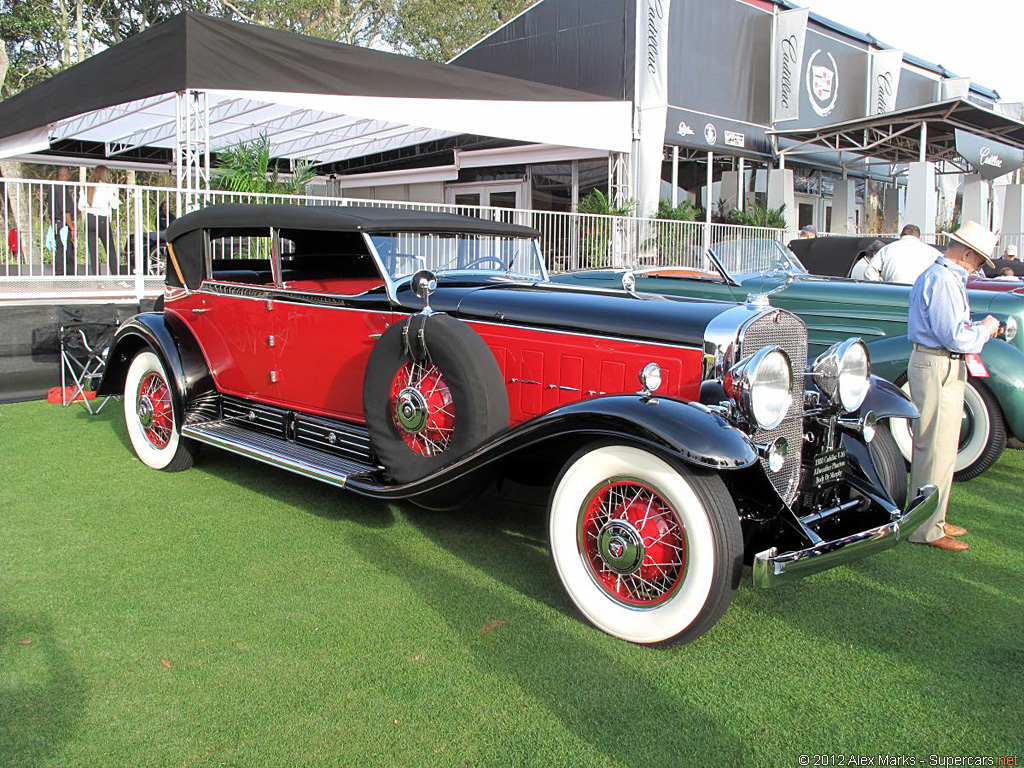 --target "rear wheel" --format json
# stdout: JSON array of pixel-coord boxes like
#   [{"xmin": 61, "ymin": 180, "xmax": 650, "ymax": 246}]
[
  {"xmin": 549, "ymin": 444, "xmax": 742, "ymax": 646},
  {"xmin": 123, "ymin": 350, "xmax": 198, "ymax": 471},
  {"xmin": 889, "ymin": 373, "xmax": 1006, "ymax": 482}
]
